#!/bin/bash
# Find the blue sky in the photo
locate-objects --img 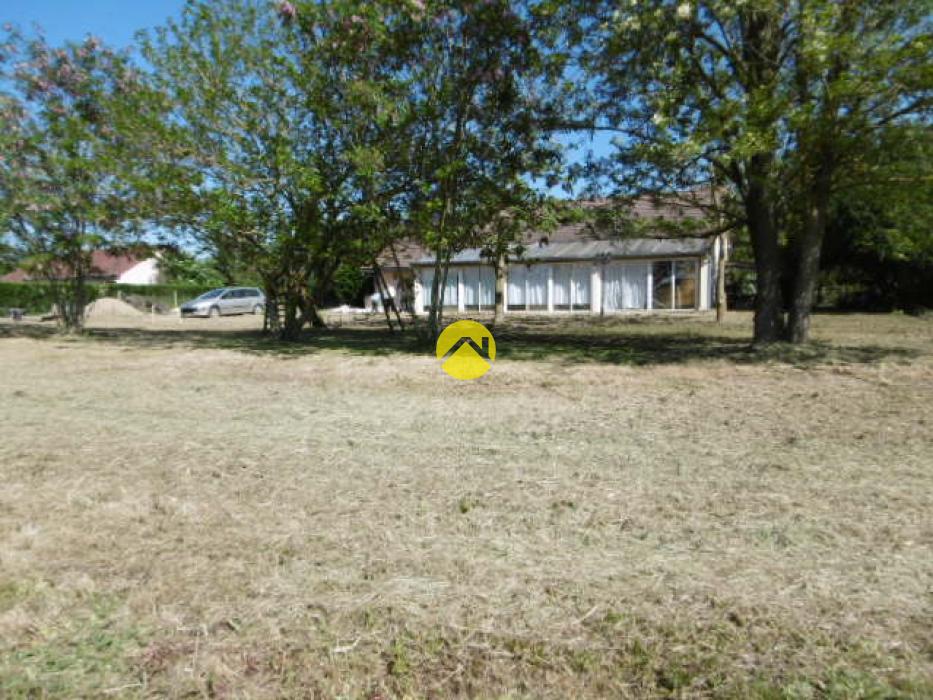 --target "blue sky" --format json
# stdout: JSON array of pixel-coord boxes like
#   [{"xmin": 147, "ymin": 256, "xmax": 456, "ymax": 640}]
[{"xmin": 2, "ymin": 0, "xmax": 186, "ymax": 47}]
